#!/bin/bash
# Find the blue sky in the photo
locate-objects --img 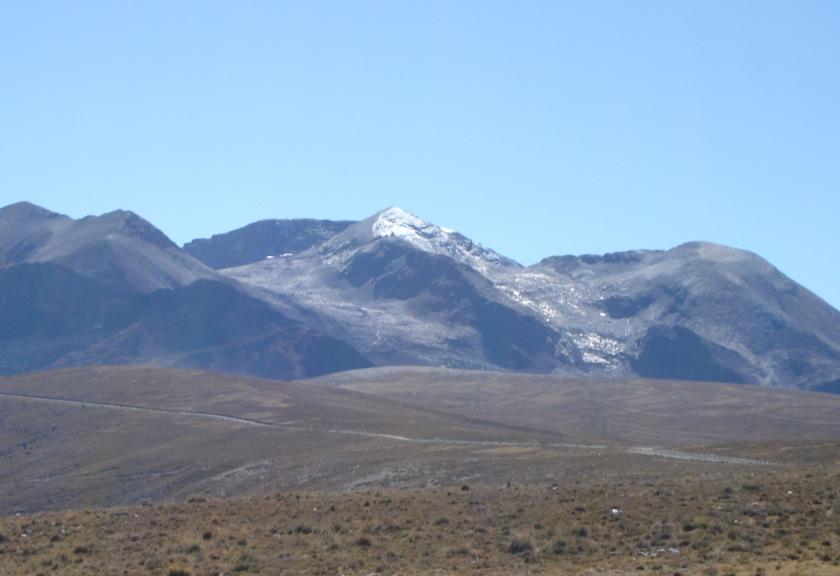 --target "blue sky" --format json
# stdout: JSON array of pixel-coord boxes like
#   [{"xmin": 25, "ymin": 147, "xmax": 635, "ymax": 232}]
[{"xmin": 1, "ymin": 1, "xmax": 839, "ymax": 307}]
